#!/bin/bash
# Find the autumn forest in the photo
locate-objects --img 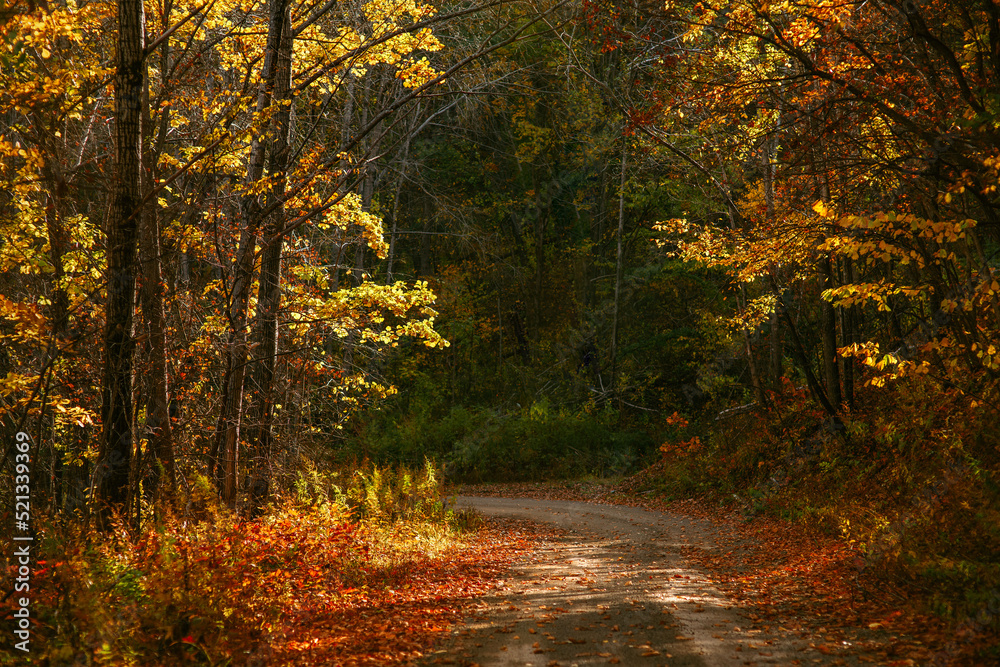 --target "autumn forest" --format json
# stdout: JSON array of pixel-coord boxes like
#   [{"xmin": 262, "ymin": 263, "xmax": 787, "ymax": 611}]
[{"xmin": 1, "ymin": 0, "xmax": 999, "ymax": 662}]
